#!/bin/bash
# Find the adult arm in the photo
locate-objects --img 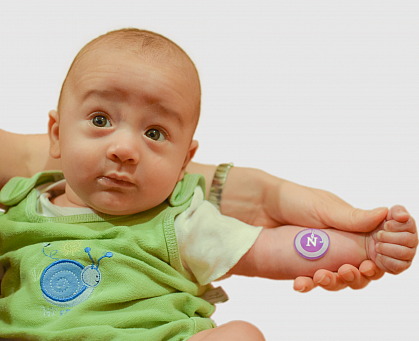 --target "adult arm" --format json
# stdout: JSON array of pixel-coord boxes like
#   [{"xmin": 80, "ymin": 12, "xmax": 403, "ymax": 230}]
[
  {"xmin": 0, "ymin": 129, "xmax": 60, "ymax": 189},
  {"xmin": 217, "ymin": 166, "xmax": 388, "ymax": 231}
]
